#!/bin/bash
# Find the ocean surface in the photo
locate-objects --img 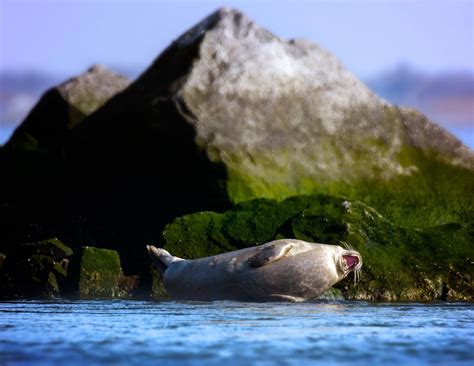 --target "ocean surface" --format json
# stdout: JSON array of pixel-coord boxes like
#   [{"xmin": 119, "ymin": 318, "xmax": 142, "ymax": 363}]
[{"xmin": 1, "ymin": 300, "xmax": 473, "ymax": 366}]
